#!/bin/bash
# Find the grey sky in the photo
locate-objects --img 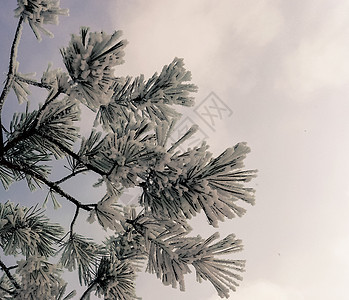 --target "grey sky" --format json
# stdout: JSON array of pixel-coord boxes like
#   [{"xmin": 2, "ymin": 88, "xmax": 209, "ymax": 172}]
[{"xmin": 1, "ymin": 1, "xmax": 349, "ymax": 299}]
